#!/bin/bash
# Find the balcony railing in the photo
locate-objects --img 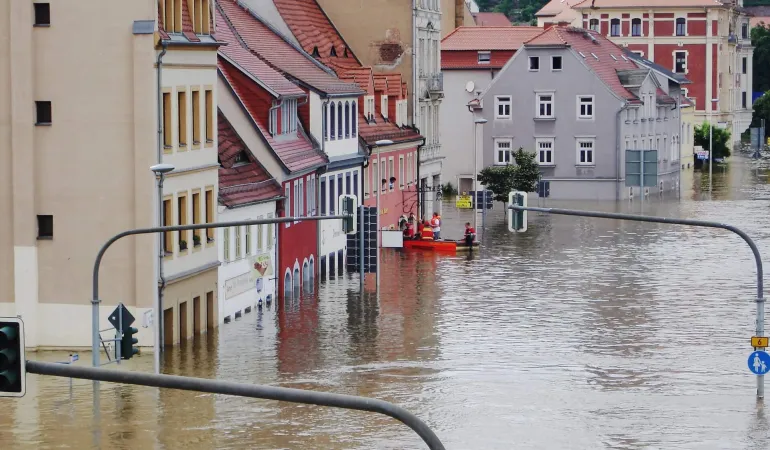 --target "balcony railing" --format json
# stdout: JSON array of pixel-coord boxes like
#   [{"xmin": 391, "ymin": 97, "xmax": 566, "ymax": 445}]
[{"xmin": 419, "ymin": 144, "xmax": 441, "ymax": 162}]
